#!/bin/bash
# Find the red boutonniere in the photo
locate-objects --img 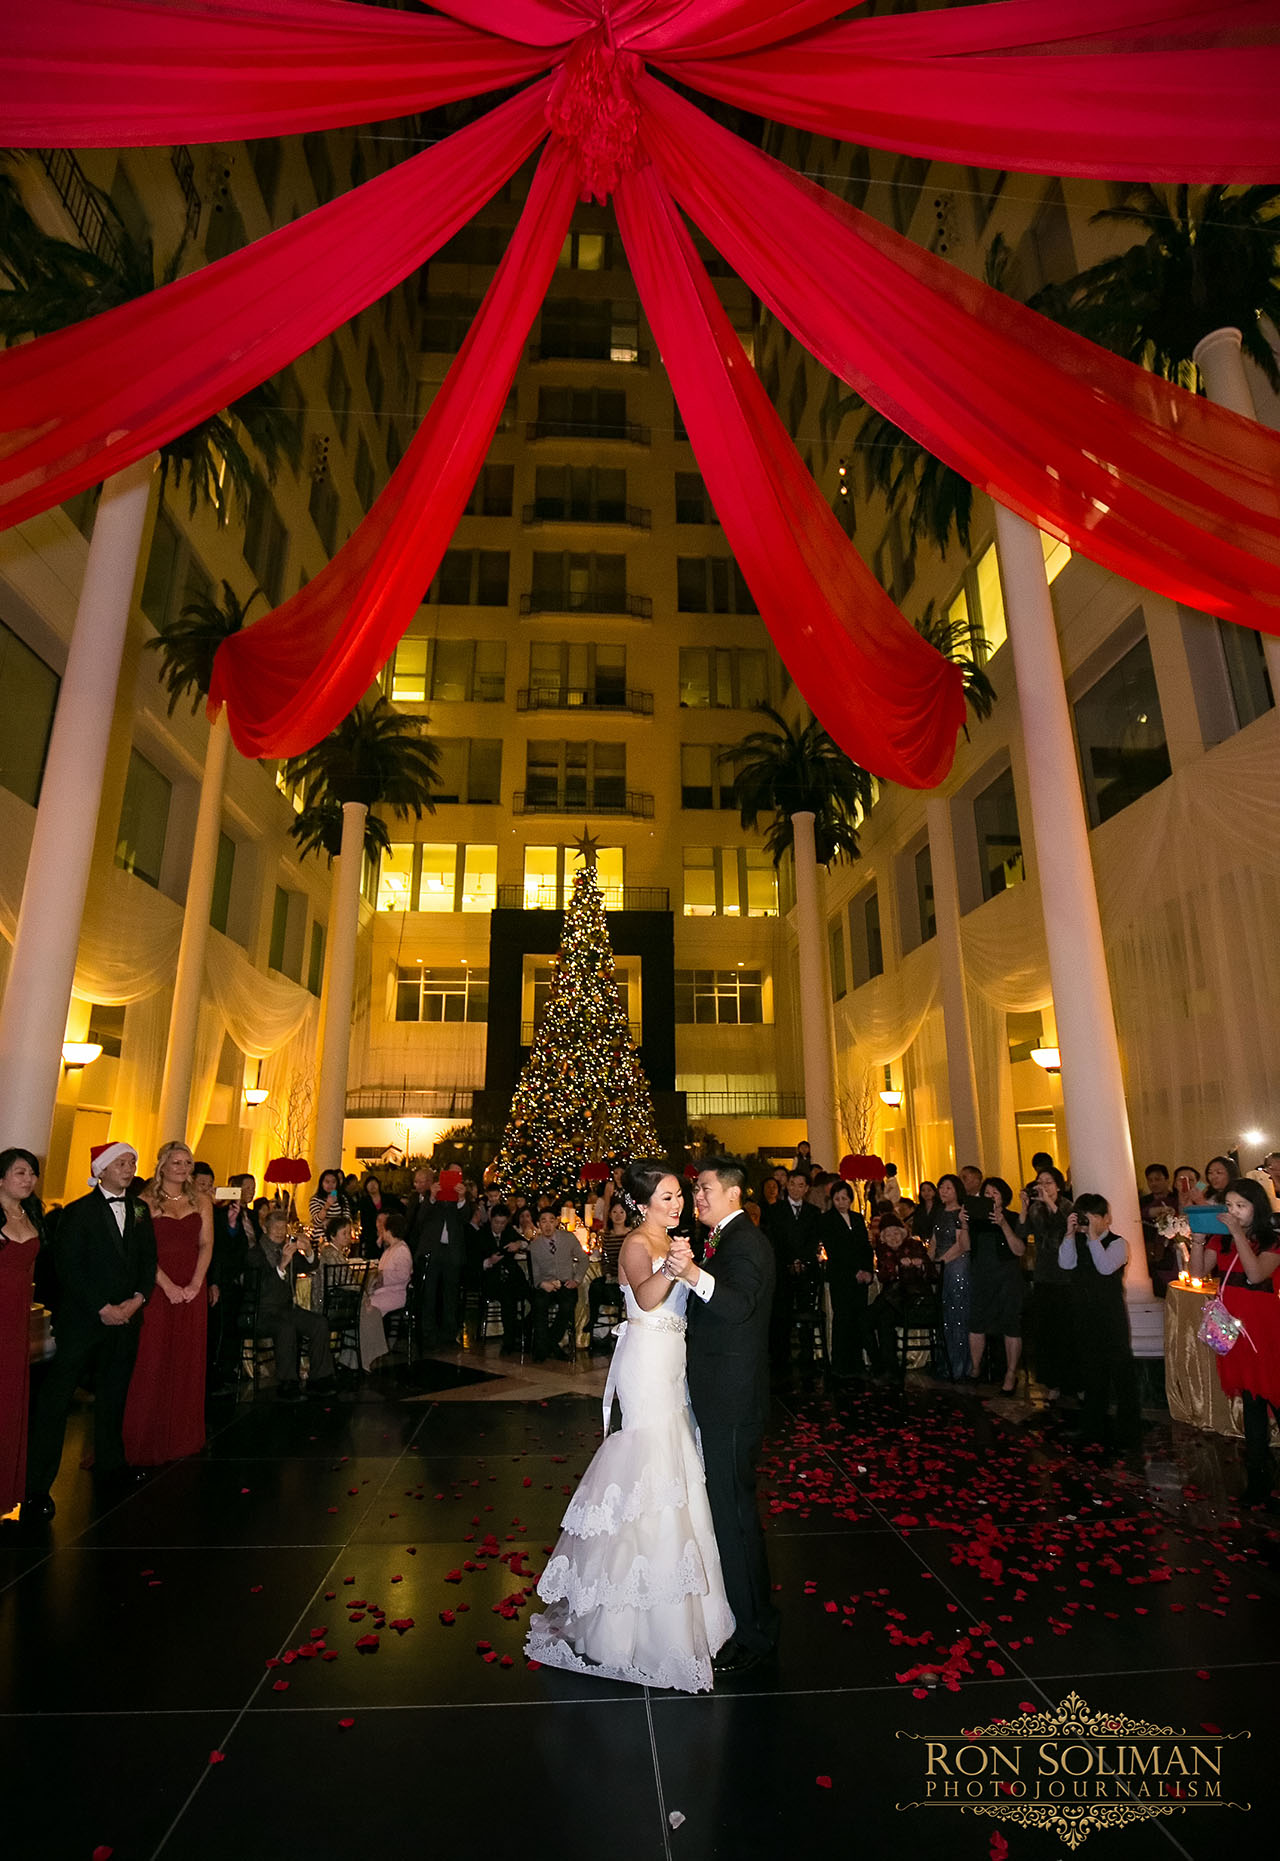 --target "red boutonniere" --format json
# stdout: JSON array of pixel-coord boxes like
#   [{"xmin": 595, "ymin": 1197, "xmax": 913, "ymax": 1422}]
[{"xmin": 704, "ymin": 1226, "xmax": 723, "ymax": 1261}]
